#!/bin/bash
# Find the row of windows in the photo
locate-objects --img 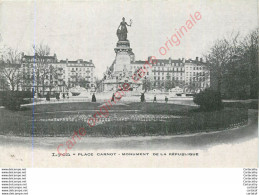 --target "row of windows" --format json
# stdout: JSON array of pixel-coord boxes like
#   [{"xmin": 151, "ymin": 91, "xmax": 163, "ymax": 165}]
[
  {"xmin": 153, "ymin": 72, "xmax": 183, "ymax": 76},
  {"xmin": 130, "ymin": 66, "xmax": 206, "ymax": 72},
  {"xmin": 186, "ymin": 72, "xmax": 207, "ymax": 76},
  {"xmin": 186, "ymin": 77, "xmax": 207, "ymax": 82},
  {"xmin": 22, "ymin": 65, "xmax": 94, "ymax": 72},
  {"xmin": 186, "ymin": 66, "xmax": 206, "ymax": 70},
  {"xmin": 156, "ymin": 62, "xmax": 183, "ymax": 66},
  {"xmin": 153, "ymin": 77, "xmax": 184, "ymax": 81},
  {"xmin": 68, "ymin": 72, "xmax": 93, "ymax": 76},
  {"xmin": 185, "ymin": 83, "xmax": 206, "ymax": 88},
  {"xmin": 131, "ymin": 65, "xmax": 185, "ymax": 71},
  {"xmin": 69, "ymin": 67, "xmax": 93, "ymax": 71},
  {"xmin": 68, "ymin": 78, "xmax": 93, "ymax": 82}
]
